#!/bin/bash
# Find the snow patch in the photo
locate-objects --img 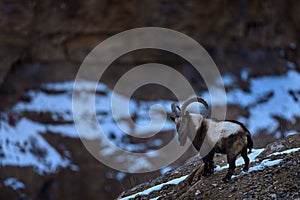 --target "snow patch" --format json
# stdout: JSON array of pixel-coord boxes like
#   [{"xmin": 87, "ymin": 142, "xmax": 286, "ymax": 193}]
[
  {"xmin": 106, "ymin": 172, "xmax": 126, "ymax": 181},
  {"xmin": 248, "ymin": 159, "xmax": 283, "ymax": 172},
  {"xmin": 268, "ymin": 147, "xmax": 300, "ymax": 157},
  {"xmin": 4, "ymin": 178, "xmax": 25, "ymax": 191},
  {"xmin": 120, "ymin": 175, "xmax": 188, "ymax": 200},
  {"xmin": 215, "ymin": 148, "xmax": 264, "ymax": 171},
  {"xmin": 202, "ymin": 70, "xmax": 300, "ymax": 137},
  {"xmin": 0, "ymin": 118, "xmax": 70, "ymax": 174},
  {"xmin": 286, "ymin": 61, "xmax": 296, "ymax": 69},
  {"xmin": 150, "ymin": 196, "xmax": 161, "ymax": 200},
  {"xmin": 217, "ymin": 74, "xmax": 236, "ymax": 86},
  {"xmin": 160, "ymin": 166, "xmax": 174, "ymax": 174},
  {"xmin": 240, "ymin": 68, "xmax": 251, "ymax": 81}
]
